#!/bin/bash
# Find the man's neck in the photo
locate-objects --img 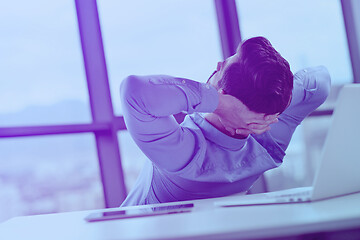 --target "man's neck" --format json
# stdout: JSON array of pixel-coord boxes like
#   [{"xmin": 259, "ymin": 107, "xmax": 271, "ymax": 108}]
[
  {"xmin": 204, "ymin": 113, "xmax": 248, "ymax": 139},
  {"xmin": 204, "ymin": 113, "xmax": 230, "ymax": 136}
]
